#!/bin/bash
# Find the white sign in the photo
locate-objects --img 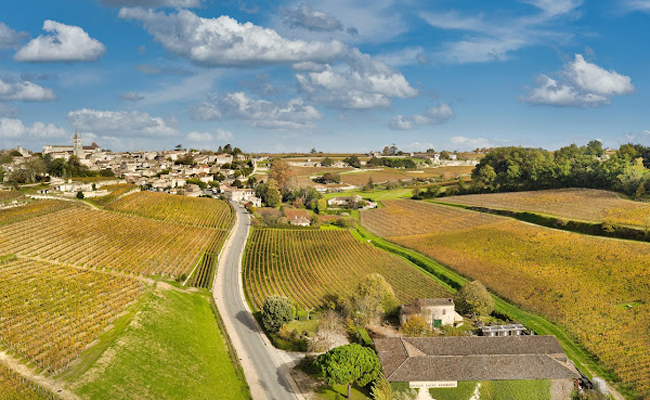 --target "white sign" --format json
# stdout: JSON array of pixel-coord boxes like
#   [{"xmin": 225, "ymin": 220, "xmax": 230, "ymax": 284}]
[{"xmin": 409, "ymin": 381, "xmax": 458, "ymax": 389}]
